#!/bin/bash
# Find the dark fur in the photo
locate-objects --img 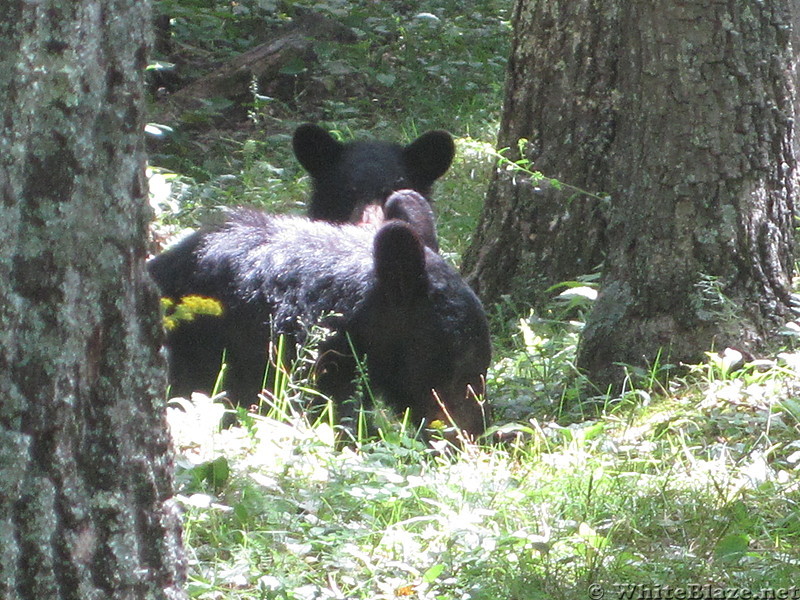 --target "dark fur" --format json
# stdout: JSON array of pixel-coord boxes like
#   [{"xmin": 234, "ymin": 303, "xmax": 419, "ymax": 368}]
[
  {"xmin": 293, "ymin": 124, "xmax": 455, "ymax": 224},
  {"xmin": 148, "ymin": 210, "xmax": 490, "ymax": 437},
  {"xmin": 383, "ymin": 189, "xmax": 439, "ymax": 252}
]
